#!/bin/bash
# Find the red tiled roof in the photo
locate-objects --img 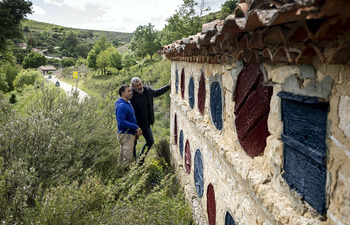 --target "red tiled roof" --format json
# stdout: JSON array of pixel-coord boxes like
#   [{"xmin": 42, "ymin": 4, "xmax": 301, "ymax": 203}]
[{"xmin": 159, "ymin": 0, "xmax": 350, "ymax": 64}]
